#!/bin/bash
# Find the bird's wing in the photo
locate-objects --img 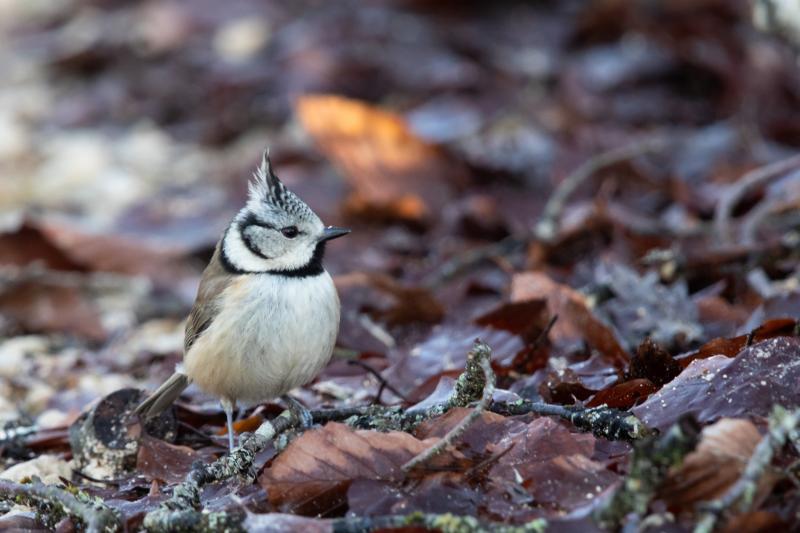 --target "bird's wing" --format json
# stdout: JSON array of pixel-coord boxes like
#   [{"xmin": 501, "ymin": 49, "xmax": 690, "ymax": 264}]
[{"xmin": 184, "ymin": 246, "xmax": 234, "ymax": 354}]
